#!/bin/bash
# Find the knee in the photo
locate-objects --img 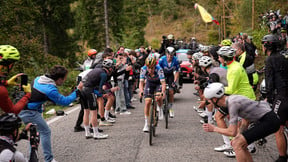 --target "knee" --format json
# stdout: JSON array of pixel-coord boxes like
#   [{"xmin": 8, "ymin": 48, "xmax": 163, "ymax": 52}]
[{"xmin": 231, "ymin": 135, "xmax": 247, "ymax": 151}]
